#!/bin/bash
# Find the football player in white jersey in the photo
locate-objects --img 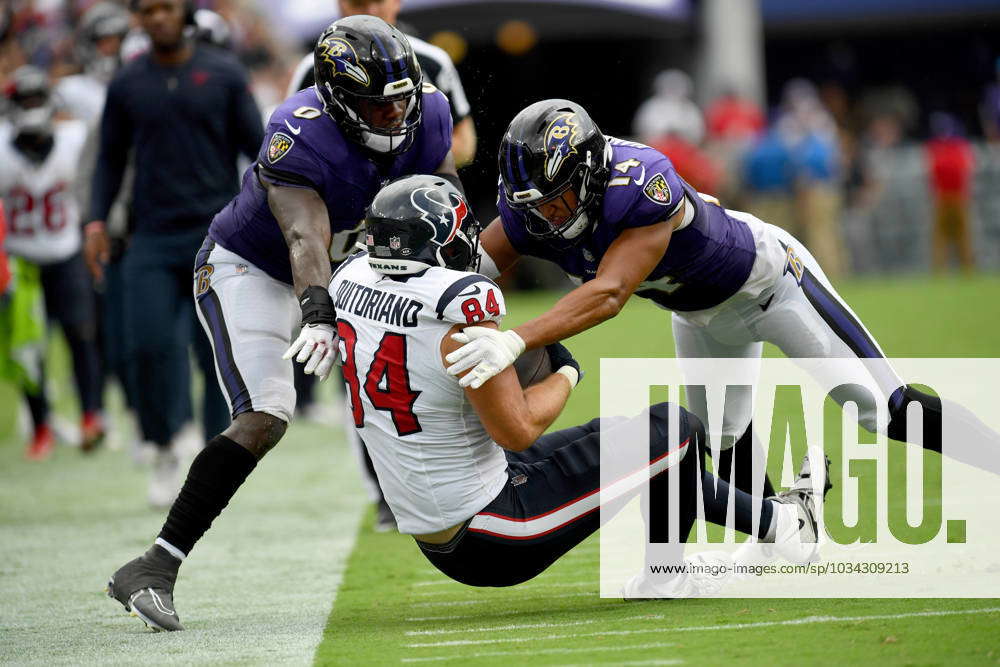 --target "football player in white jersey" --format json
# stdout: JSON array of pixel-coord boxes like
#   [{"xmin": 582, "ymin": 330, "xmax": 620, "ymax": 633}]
[
  {"xmin": 1, "ymin": 66, "xmax": 105, "ymax": 452},
  {"xmin": 329, "ymin": 174, "xmax": 830, "ymax": 595},
  {"xmin": 55, "ymin": 2, "xmax": 131, "ymax": 126}
]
